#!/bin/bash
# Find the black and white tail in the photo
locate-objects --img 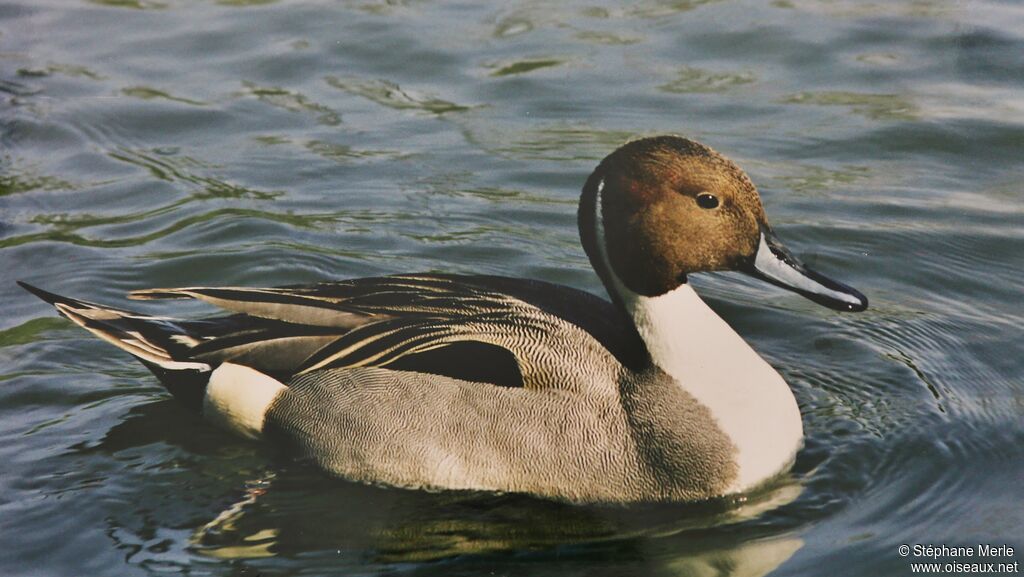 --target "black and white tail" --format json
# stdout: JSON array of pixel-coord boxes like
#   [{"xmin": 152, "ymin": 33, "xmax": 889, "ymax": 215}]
[{"xmin": 17, "ymin": 281, "xmax": 213, "ymax": 410}]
